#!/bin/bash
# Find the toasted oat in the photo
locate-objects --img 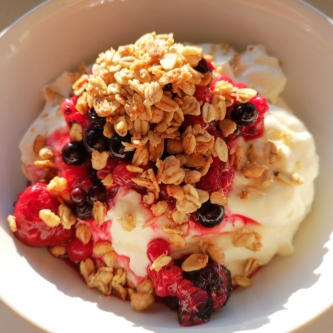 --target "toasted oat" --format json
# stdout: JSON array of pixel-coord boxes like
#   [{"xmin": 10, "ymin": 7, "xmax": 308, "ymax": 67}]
[
  {"xmin": 69, "ymin": 123, "xmax": 83, "ymax": 142},
  {"xmin": 75, "ymin": 224, "xmax": 92, "ymax": 244},
  {"xmin": 181, "ymin": 253, "xmax": 209, "ymax": 272},
  {"xmin": 126, "ymin": 165, "xmax": 144, "ymax": 173},
  {"xmin": 244, "ymin": 258, "xmax": 261, "ymax": 276},
  {"xmin": 151, "ymin": 200, "xmax": 168, "ymax": 216},
  {"xmin": 150, "ymin": 254, "xmax": 172, "ymax": 271},
  {"xmin": 264, "ymin": 141, "xmax": 278, "ymax": 164},
  {"xmin": 101, "ymin": 173, "xmax": 114, "ymax": 186},
  {"xmin": 93, "ymin": 240, "xmax": 113, "ymax": 256},
  {"xmin": 196, "ymin": 189, "xmax": 209, "ymax": 204},
  {"xmin": 89, "ymin": 267, "xmax": 113, "ymax": 295},
  {"xmin": 166, "ymin": 185, "xmax": 184, "ymax": 201},
  {"xmin": 91, "ymin": 150, "xmax": 109, "ymax": 170},
  {"xmin": 80, "ymin": 258, "xmax": 96, "ymax": 282},
  {"xmin": 237, "ymin": 190, "xmax": 251, "ymax": 200},
  {"xmin": 38, "ymin": 147, "xmax": 54, "ymax": 160},
  {"xmin": 7, "ymin": 215, "xmax": 17, "ymax": 232},
  {"xmin": 232, "ymin": 228, "xmax": 262, "ymax": 251},
  {"xmin": 184, "ymin": 170, "xmax": 201, "ymax": 184},
  {"xmin": 137, "ymin": 279, "xmax": 154, "ymax": 294},
  {"xmin": 247, "ymin": 144, "xmax": 259, "ymax": 164},
  {"xmin": 143, "ymin": 190, "xmax": 158, "ymax": 206},
  {"xmin": 131, "ymin": 292, "xmax": 155, "ymax": 311},
  {"xmin": 236, "ymin": 88, "xmax": 257, "ymax": 103},
  {"xmin": 39, "ymin": 209, "xmax": 61, "ymax": 227},
  {"xmin": 93, "ymin": 201, "xmax": 107, "ymax": 225},
  {"xmin": 118, "ymin": 212, "xmax": 137, "ymax": 231},
  {"xmin": 34, "ymin": 160, "xmax": 57, "ymax": 169},
  {"xmin": 169, "ymin": 233, "xmax": 186, "ymax": 248},
  {"xmin": 198, "ymin": 239, "xmax": 225, "ymax": 264},
  {"xmin": 33, "ymin": 134, "xmax": 47, "ymax": 154},
  {"xmin": 49, "ymin": 245, "xmax": 67, "ymax": 257},
  {"xmin": 59, "ymin": 204, "xmax": 76, "ymax": 229},
  {"xmin": 219, "ymin": 119, "xmax": 237, "ymax": 137},
  {"xmin": 47, "ymin": 176, "xmax": 68, "ymax": 195},
  {"xmin": 112, "ymin": 268, "xmax": 127, "ymax": 287},
  {"xmin": 102, "ymin": 251, "xmax": 117, "ymax": 268},
  {"xmin": 215, "ymin": 137, "xmax": 228, "ymax": 162},
  {"xmin": 241, "ymin": 163, "xmax": 266, "ymax": 178},
  {"xmin": 274, "ymin": 171, "xmax": 304, "ymax": 186},
  {"xmin": 233, "ymin": 275, "xmax": 252, "ymax": 288},
  {"xmin": 210, "ymin": 191, "xmax": 229, "ymax": 206}
]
